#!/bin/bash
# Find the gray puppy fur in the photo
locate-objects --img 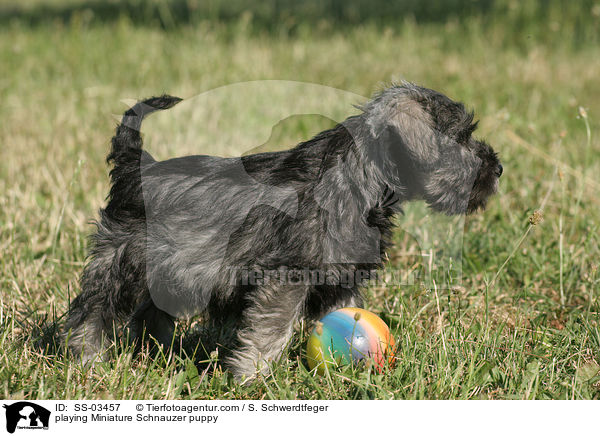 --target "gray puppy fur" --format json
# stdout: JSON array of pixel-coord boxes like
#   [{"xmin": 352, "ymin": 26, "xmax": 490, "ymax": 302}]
[{"xmin": 63, "ymin": 83, "xmax": 502, "ymax": 380}]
